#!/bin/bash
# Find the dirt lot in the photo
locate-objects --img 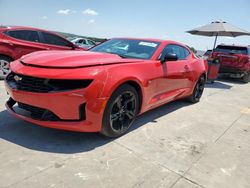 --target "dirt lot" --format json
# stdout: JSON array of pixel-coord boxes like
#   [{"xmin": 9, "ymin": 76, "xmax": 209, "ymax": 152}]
[{"xmin": 0, "ymin": 78, "xmax": 250, "ymax": 188}]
